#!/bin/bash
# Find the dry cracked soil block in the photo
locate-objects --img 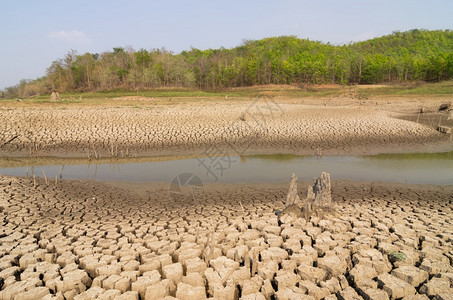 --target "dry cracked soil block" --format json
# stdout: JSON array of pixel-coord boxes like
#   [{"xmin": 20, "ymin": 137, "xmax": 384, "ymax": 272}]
[
  {"xmin": 391, "ymin": 266, "xmax": 429, "ymax": 287},
  {"xmin": 259, "ymin": 247, "xmax": 288, "ymax": 263},
  {"xmin": 299, "ymin": 280, "xmax": 330, "ymax": 299},
  {"xmin": 114, "ymin": 291, "xmax": 139, "ymax": 300},
  {"xmin": 9, "ymin": 286, "xmax": 50, "ymax": 300},
  {"xmin": 95, "ymin": 264, "xmax": 121, "ymax": 277},
  {"xmin": 318, "ymin": 254, "xmax": 347, "ymax": 278},
  {"xmin": 339, "ymin": 286, "xmax": 362, "ymax": 300},
  {"xmin": 377, "ymin": 273, "xmax": 416, "ymax": 299},
  {"xmin": 162, "ymin": 262, "xmax": 183, "ymax": 283},
  {"xmin": 297, "ymin": 265, "xmax": 327, "ymax": 284},
  {"xmin": 241, "ymin": 293, "xmax": 267, "ymax": 300},
  {"xmin": 99, "ymin": 289, "xmax": 122, "ymax": 299},
  {"xmin": 185, "ymin": 257, "xmax": 207, "ymax": 274},
  {"xmin": 353, "ymin": 249, "xmax": 392, "ymax": 275},
  {"xmin": 401, "ymin": 295, "xmax": 430, "ymax": 300},
  {"xmin": 419, "ymin": 277, "xmax": 453, "ymax": 297},
  {"xmin": 175, "ymin": 282, "xmax": 207, "ymax": 300},
  {"xmin": 357, "ymin": 287, "xmax": 390, "ymax": 300},
  {"xmin": 240, "ymin": 277, "xmax": 263, "ymax": 296},
  {"xmin": 213, "ymin": 283, "xmax": 238, "ymax": 299},
  {"xmin": 419, "ymin": 258, "xmax": 453, "ymax": 275},
  {"xmin": 274, "ymin": 271, "xmax": 300, "ymax": 290},
  {"xmin": 320, "ymin": 277, "xmax": 341, "ymax": 294},
  {"xmin": 182, "ymin": 273, "xmax": 205, "ymax": 287},
  {"xmin": 131, "ymin": 273, "xmax": 161, "ymax": 299},
  {"xmin": 275, "ymin": 286, "xmax": 314, "ymax": 300},
  {"xmin": 144, "ymin": 280, "xmax": 175, "ymax": 300},
  {"xmin": 349, "ymin": 264, "xmax": 378, "ymax": 285}
]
